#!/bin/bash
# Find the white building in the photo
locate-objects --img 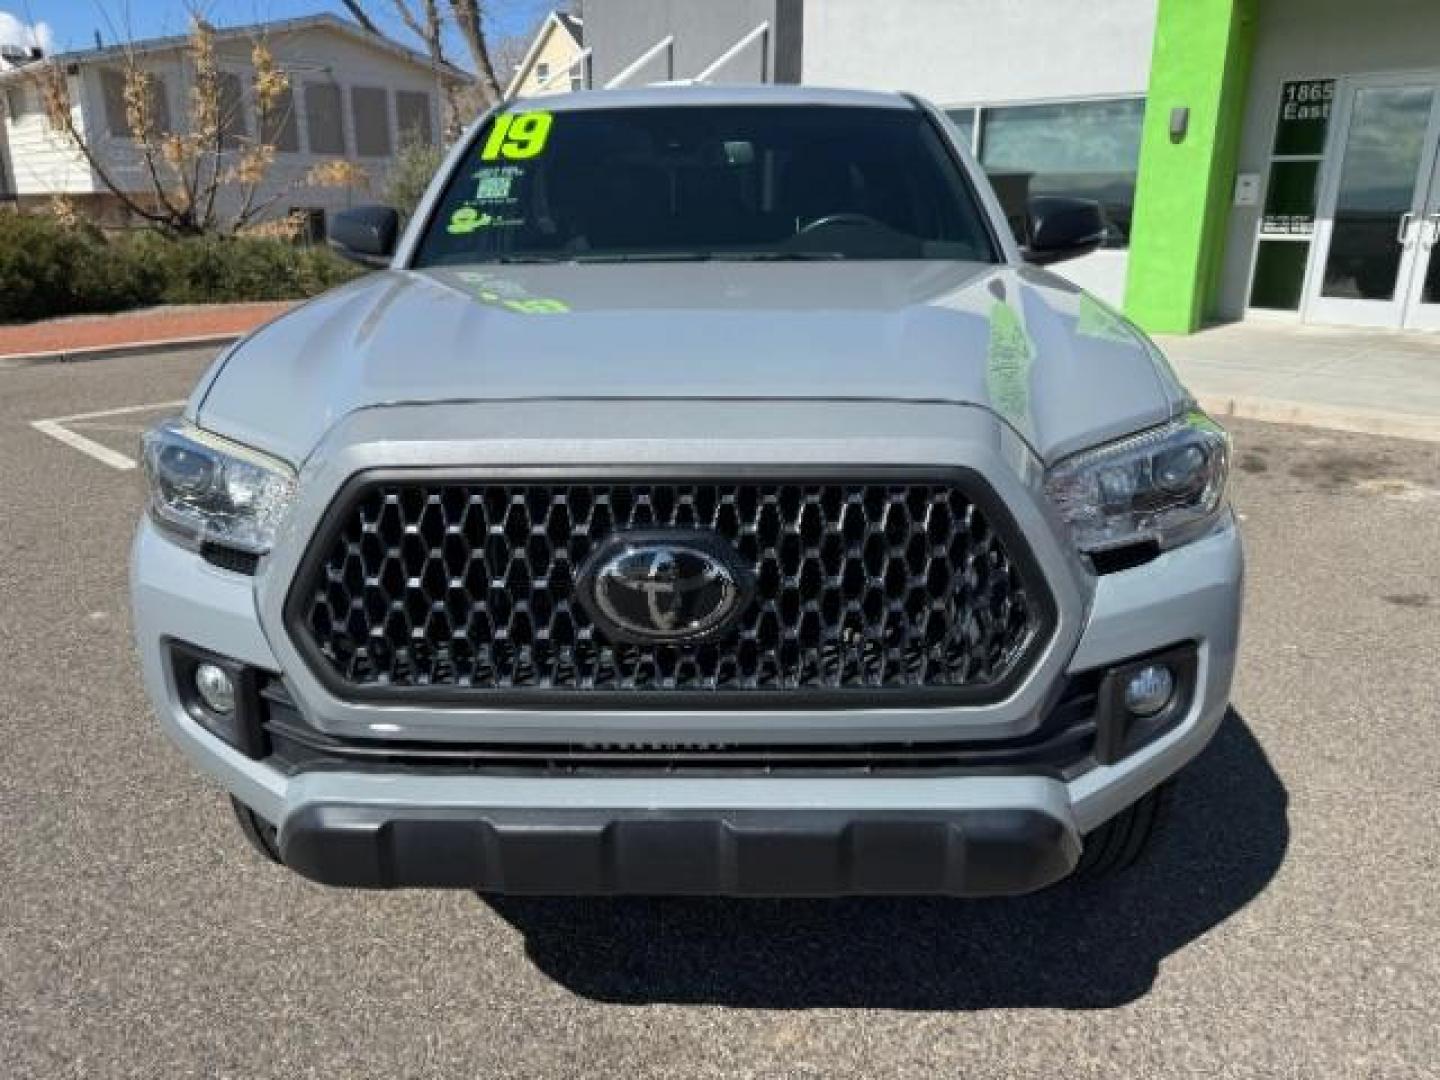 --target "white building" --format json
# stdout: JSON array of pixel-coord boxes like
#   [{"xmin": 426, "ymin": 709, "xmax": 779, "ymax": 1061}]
[
  {"xmin": 801, "ymin": 1, "xmax": 1155, "ymax": 308},
  {"xmin": 555, "ymin": 0, "xmax": 1440, "ymax": 334},
  {"xmin": 0, "ymin": 14, "xmax": 464, "ymax": 233}
]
